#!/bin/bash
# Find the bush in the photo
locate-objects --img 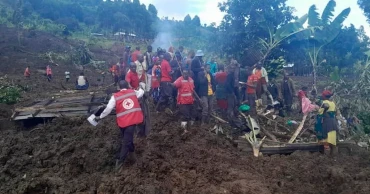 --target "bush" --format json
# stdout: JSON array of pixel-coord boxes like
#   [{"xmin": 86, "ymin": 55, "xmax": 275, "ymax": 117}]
[
  {"xmin": 0, "ymin": 86, "xmax": 22, "ymax": 104},
  {"xmin": 358, "ymin": 112, "xmax": 370, "ymax": 134}
]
